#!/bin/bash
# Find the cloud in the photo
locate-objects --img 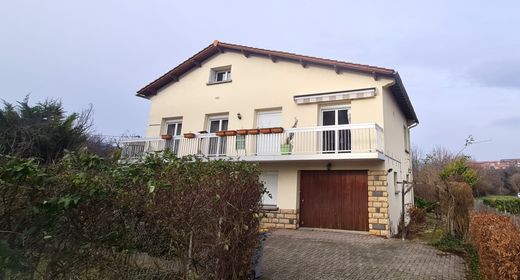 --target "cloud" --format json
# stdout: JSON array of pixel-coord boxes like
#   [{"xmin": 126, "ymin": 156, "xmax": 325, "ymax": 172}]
[
  {"xmin": 490, "ymin": 117, "xmax": 520, "ymax": 128},
  {"xmin": 467, "ymin": 58, "xmax": 520, "ymax": 89}
]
